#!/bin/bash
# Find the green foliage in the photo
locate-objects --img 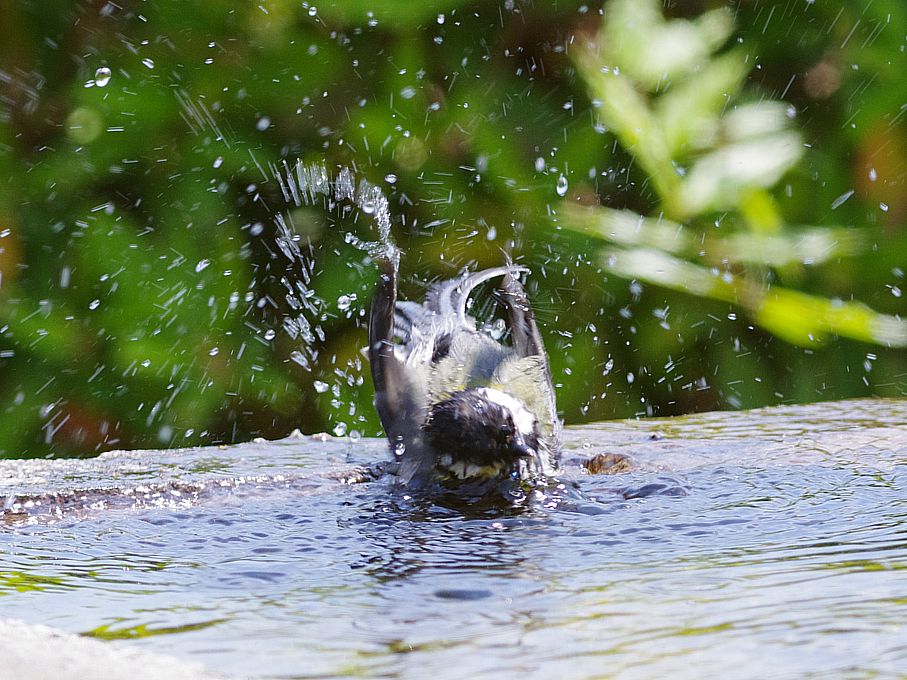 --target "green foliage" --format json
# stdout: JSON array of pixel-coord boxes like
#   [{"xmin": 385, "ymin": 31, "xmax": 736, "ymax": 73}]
[
  {"xmin": 0, "ymin": 0, "xmax": 904, "ymax": 457},
  {"xmin": 568, "ymin": 0, "xmax": 905, "ymax": 349}
]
